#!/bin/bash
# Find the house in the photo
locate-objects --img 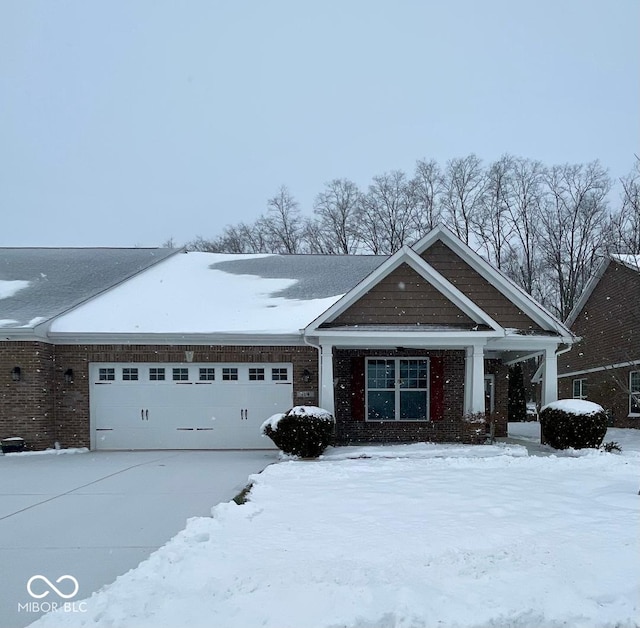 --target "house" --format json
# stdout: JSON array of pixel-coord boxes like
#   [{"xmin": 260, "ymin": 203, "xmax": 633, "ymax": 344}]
[
  {"xmin": 0, "ymin": 226, "xmax": 574, "ymax": 451},
  {"xmin": 558, "ymin": 254, "xmax": 640, "ymax": 427}
]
